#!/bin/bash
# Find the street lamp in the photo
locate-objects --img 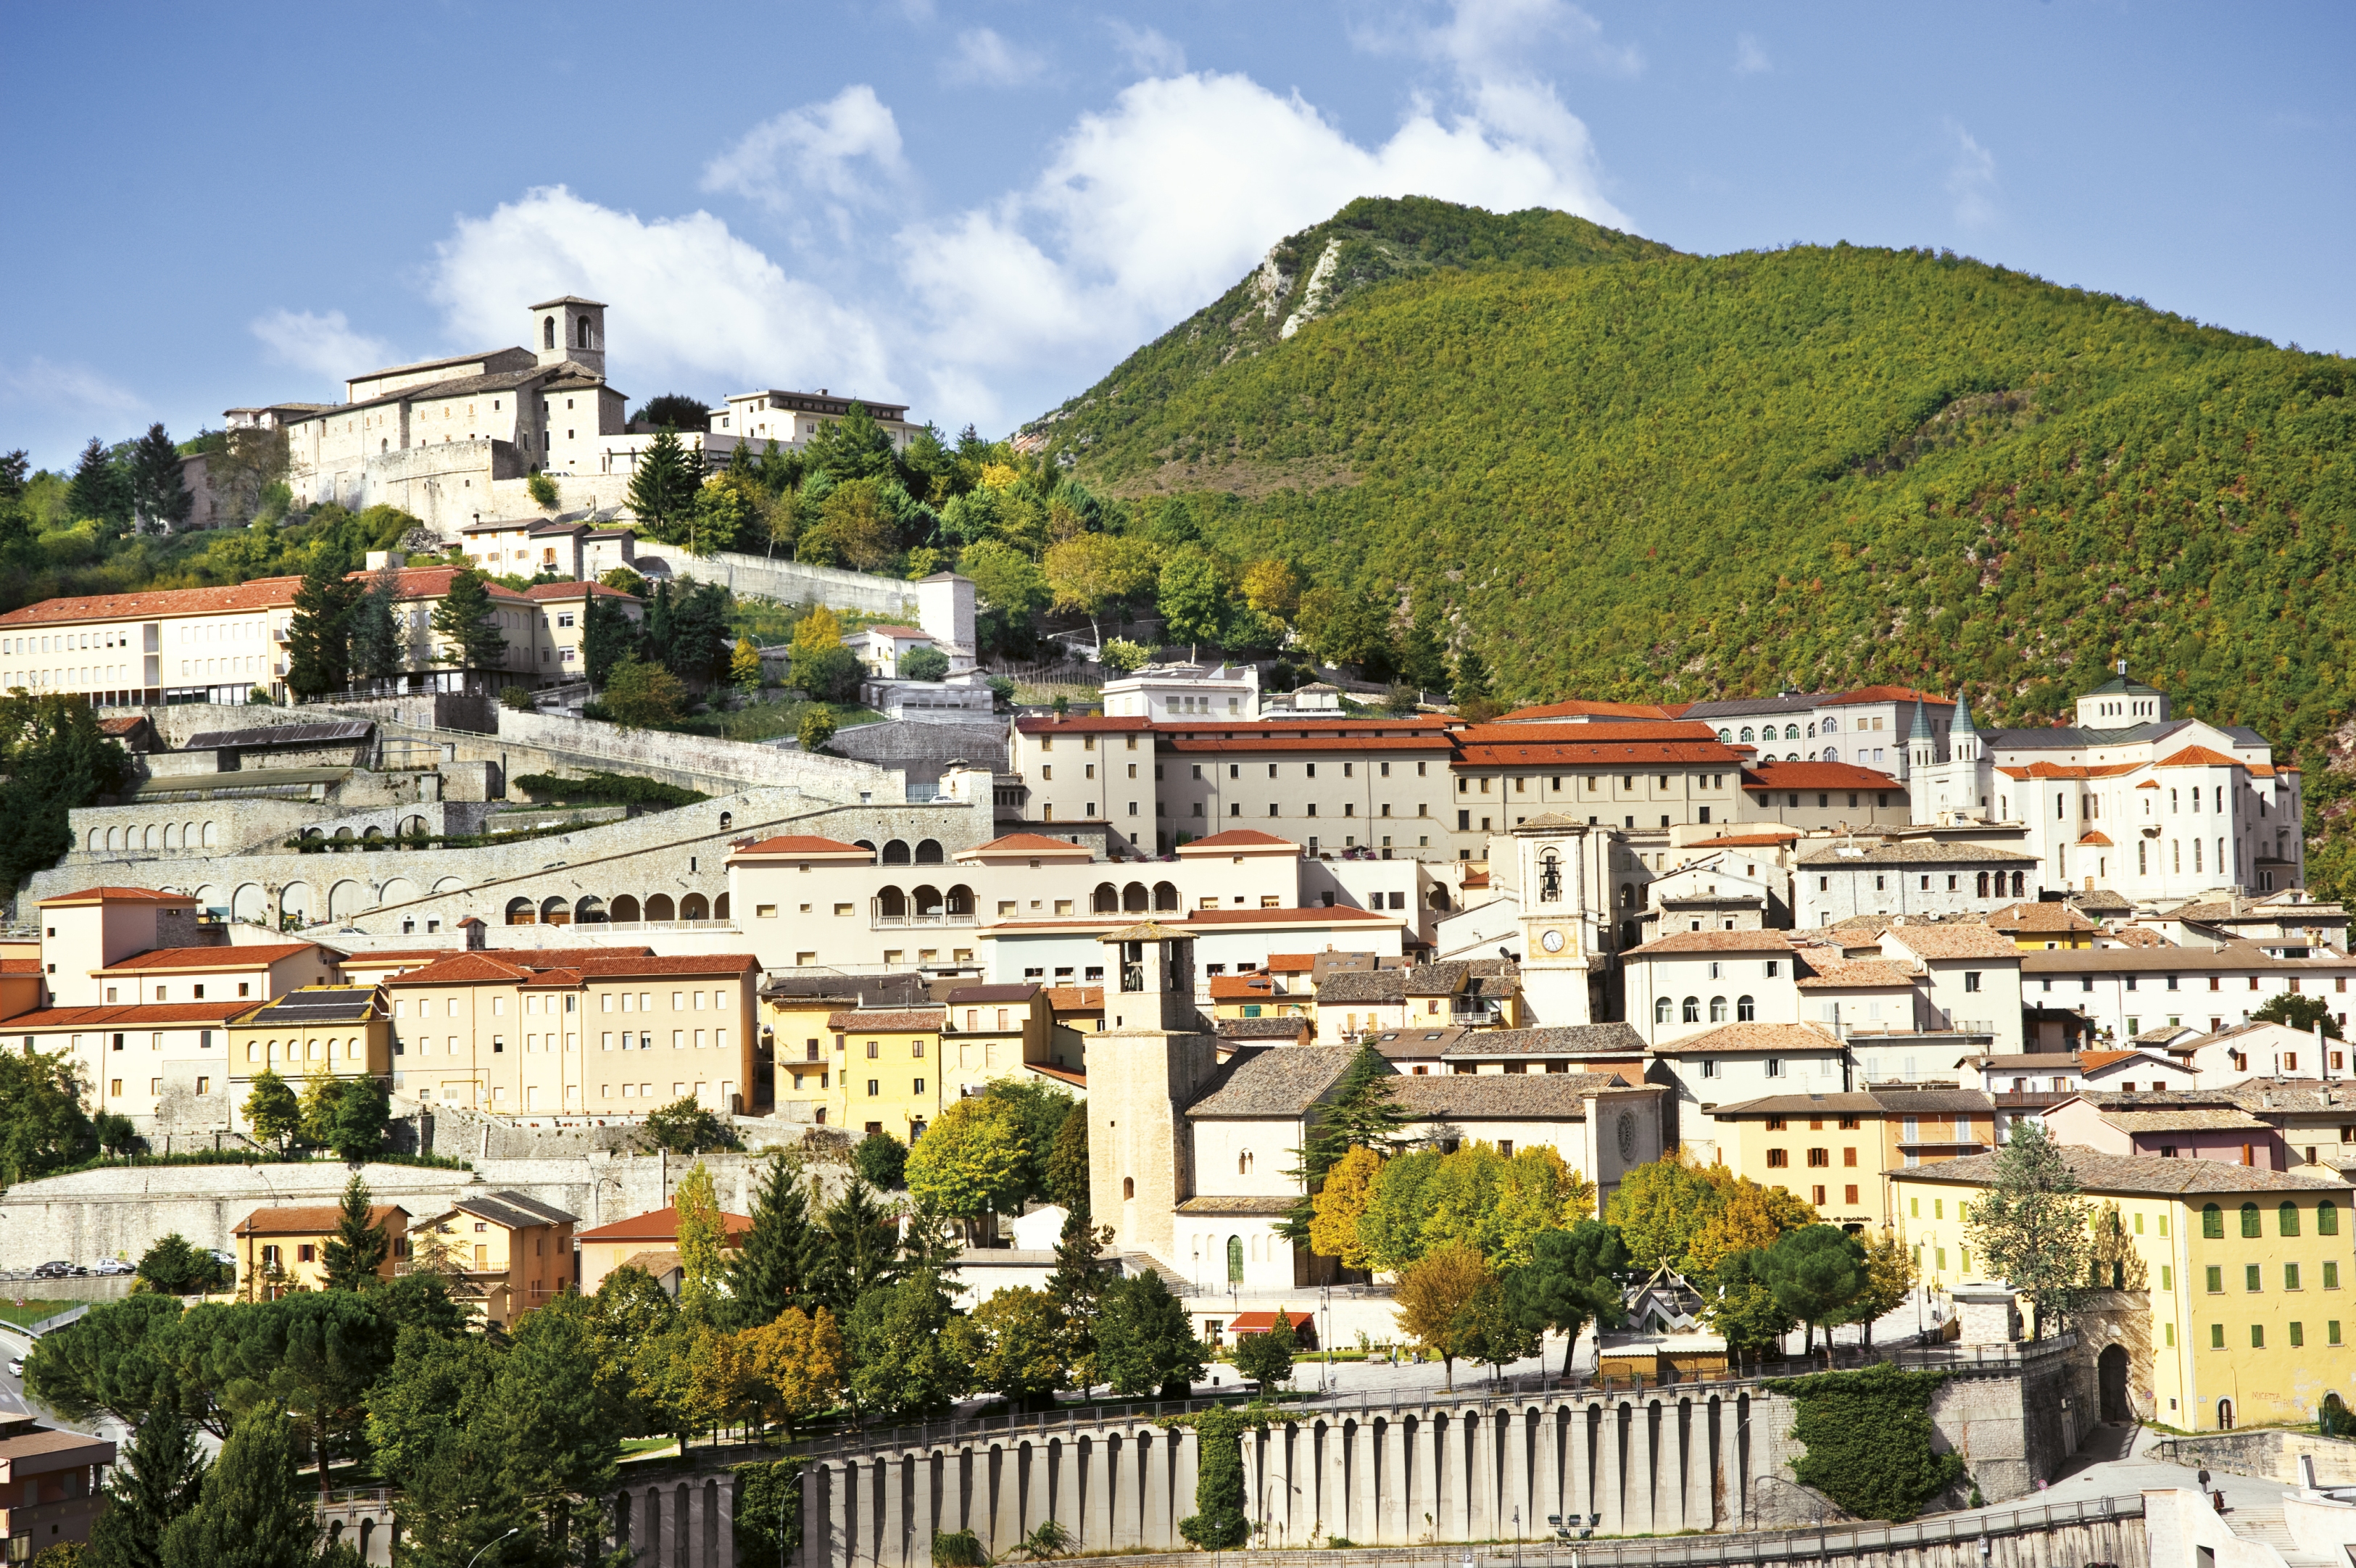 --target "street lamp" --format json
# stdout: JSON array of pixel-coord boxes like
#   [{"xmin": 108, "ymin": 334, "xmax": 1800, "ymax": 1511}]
[{"xmin": 466, "ymin": 1526, "xmax": 522, "ymax": 1568}]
